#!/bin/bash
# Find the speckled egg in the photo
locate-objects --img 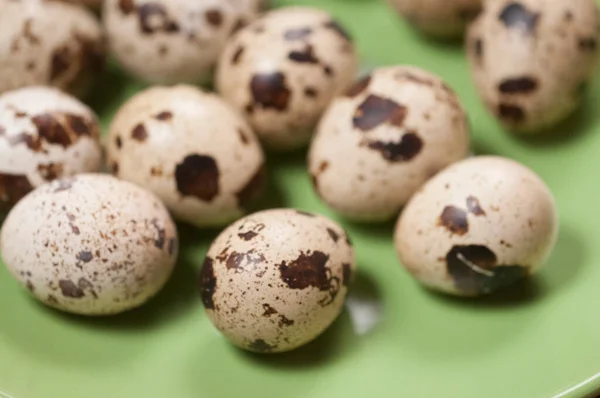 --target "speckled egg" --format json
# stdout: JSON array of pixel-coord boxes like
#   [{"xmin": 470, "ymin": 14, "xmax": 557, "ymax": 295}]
[
  {"xmin": 388, "ymin": 0, "xmax": 482, "ymax": 37},
  {"xmin": 199, "ymin": 208, "xmax": 355, "ymax": 353},
  {"xmin": 216, "ymin": 7, "xmax": 359, "ymax": 150},
  {"xmin": 308, "ymin": 66, "xmax": 471, "ymax": 222},
  {"xmin": 0, "ymin": 174, "xmax": 178, "ymax": 315},
  {"xmin": 0, "ymin": 86, "xmax": 102, "ymax": 212},
  {"xmin": 102, "ymin": 0, "xmax": 263, "ymax": 84},
  {"xmin": 106, "ymin": 85, "xmax": 265, "ymax": 228},
  {"xmin": 394, "ymin": 156, "xmax": 558, "ymax": 297},
  {"xmin": 466, "ymin": 0, "xmax": 599, "ymax": 133},
  {"xmin": 0, "ymin": 0, "xmax": 105, "ymax": 96}
]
